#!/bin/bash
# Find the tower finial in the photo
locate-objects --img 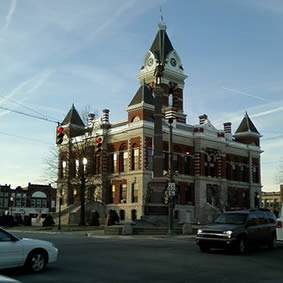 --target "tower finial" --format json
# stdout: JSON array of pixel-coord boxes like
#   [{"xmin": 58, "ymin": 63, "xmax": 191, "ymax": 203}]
[{"xmin": 160, "ymin": 6, "xmax": 164, "ymax": 23}]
